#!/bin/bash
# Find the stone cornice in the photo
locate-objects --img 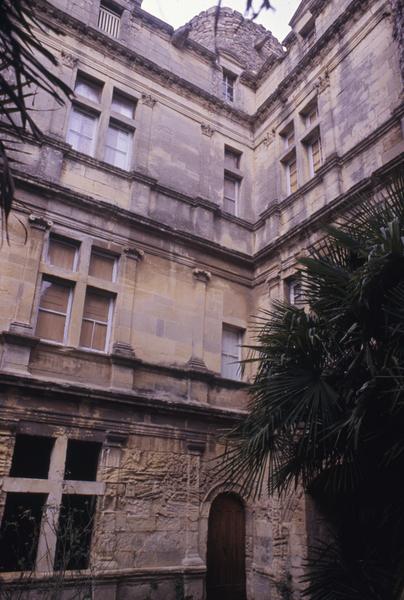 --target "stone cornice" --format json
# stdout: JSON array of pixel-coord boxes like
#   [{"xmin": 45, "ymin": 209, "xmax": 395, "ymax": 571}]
[
  {"xmin": 34, "ymin": 0, "xmax": 386, "ymax": 131},
  {"xmin": 0, "ymin": 369, "xmax": 248, "ymax": 424},
  {"xmin": 35, "ymin": 0, "xmax": 252, "ymax": 127},
  {"xmin": 13, "ymin": 171, "xmax": 255, "ymax": 272},
  {"xmin": 254, "ymin": 0, "xmax": 384, "ymax": 126}
]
